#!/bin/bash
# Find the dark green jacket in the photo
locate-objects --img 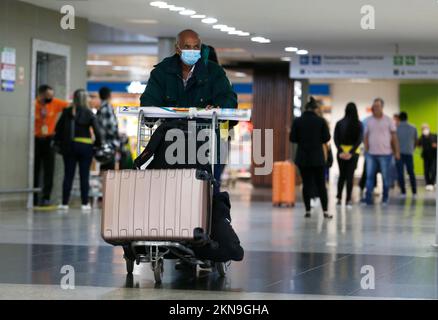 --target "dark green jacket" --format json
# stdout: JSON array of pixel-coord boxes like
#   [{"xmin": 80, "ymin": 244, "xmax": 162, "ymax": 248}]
[{"xmin": 140, "ymin": 54, "xmax": 237, "ymax": 109}]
